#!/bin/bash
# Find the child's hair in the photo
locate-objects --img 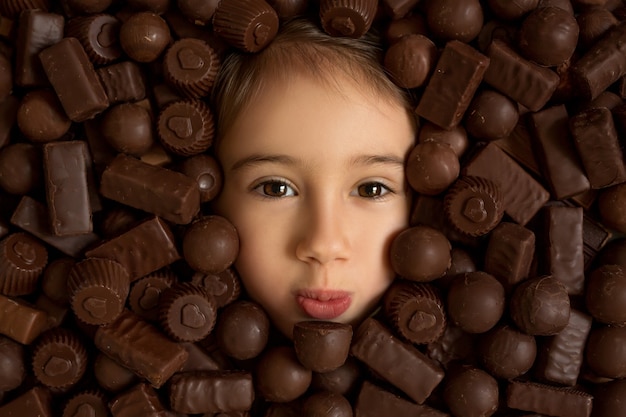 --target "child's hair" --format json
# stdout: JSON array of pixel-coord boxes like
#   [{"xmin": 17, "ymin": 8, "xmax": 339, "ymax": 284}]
[{"xmin": 211, "ymin": 18, "xmax": 413, "ymax": 139}]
